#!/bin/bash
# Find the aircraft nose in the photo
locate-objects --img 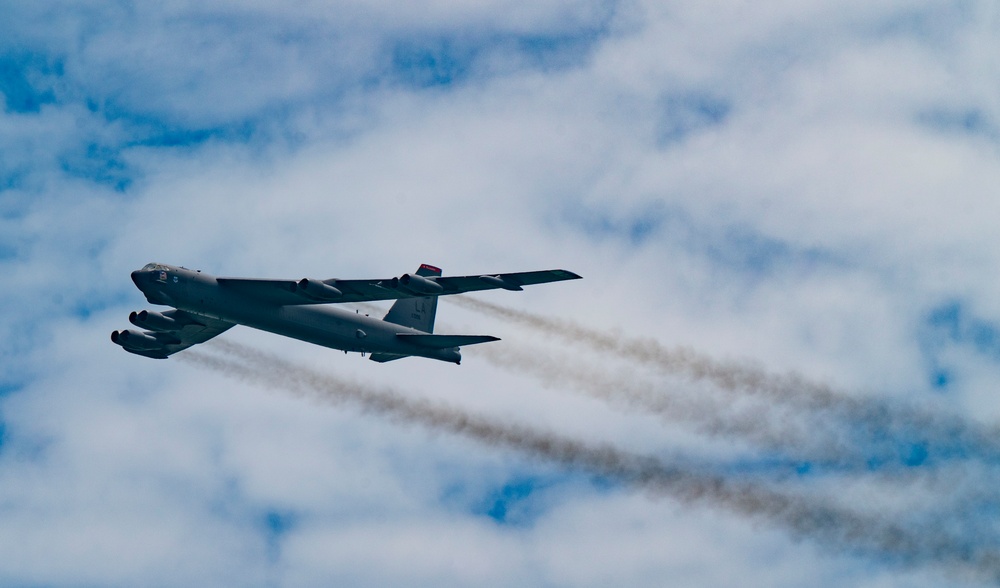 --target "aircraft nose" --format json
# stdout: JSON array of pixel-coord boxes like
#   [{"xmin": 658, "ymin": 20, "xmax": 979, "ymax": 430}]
[{"xmin": 131, "ymin": 270, "xmax": 142, "ymax": 287}]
